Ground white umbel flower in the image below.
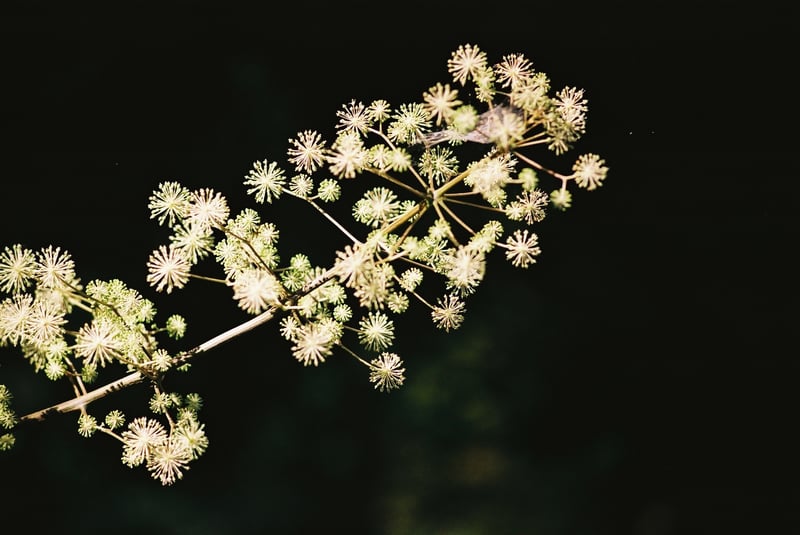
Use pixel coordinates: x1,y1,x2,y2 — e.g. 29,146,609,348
231,269,283,314
368,352,406,392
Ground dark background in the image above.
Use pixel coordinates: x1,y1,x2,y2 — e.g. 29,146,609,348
1,3,797,534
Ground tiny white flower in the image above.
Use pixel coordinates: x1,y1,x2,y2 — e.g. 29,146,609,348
231,269,283,314
447,43,488,86
504,229,541,268
572,153,608,191
336,99,371,134
245,159,286,203
358,312,394,352
292,321,336,367
147,435,192,486
431,294,465,332
121,417,168,468
287,130,327,174
368,352,405,392
187,188,229,230
327,131,367,179
148,181,192,227
146,245,190,294
74,318,123,368
33,246,75,290
0,244,36,294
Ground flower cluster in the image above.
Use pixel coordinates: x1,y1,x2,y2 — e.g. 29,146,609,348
0,241,195,480
138,44,607,401
0,384,16,451
0,44,607,484
119,398,208,485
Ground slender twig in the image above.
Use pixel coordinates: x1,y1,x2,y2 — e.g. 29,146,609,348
20,307,278,423
21,371,146,422
285,190,361,244
364,166,426,199
514,151,570,180
438,200,476,236
432,200,461,245
442,196,504,213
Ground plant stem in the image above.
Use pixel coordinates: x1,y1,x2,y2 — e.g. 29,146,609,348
19,307,278,423
21,371,146,423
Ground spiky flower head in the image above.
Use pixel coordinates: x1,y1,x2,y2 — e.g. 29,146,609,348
572,153,608,190
186,188,229,231
422,82,462,126
387,103,430,145
165,314,187,339
358,311,395,352
504,229,541,268
368,352,406,392
74,318,122,368
121,417,168,468
550,188,572,210
146,245,190,294
291,320,337,367
448,43,488,86
494,52,534,89
173,414,208,461
104,410,126,430
287,130,327,174
0,244,36,295
431,294,466,332
0,433,15,451
147,435,192,486
367,99,391,123
353,187,403,228
504,190,549,225
245,159,286,204
148,181,192,227
231,269,283,315
328,130,367,179
419,146,459,186
77,413,98,438
169,223,214,265
33,246,75,291
336,99,371,135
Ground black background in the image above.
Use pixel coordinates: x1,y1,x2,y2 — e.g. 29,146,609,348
1,3,797,534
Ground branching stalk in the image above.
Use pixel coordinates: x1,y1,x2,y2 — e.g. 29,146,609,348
20,307,278,423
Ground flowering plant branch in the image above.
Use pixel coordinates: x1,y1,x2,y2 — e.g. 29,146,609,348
0,44,608,485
